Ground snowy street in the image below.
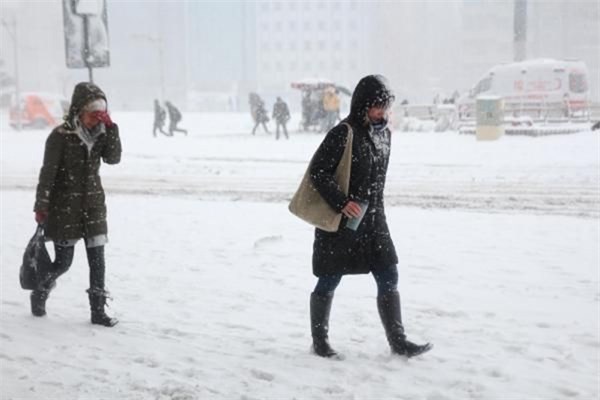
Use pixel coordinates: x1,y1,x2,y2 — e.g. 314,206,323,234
1,112,599,399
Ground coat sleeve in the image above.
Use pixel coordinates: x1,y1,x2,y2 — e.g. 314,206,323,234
309,124,350,212
34,131,64,212
102,123,122,165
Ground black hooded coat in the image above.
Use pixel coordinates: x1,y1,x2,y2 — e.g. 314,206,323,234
34,82,121,241
309,75,398,277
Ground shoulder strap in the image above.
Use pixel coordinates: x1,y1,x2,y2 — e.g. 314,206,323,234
340,122,353,142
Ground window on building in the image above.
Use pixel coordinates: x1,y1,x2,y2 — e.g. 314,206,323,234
304,41,311,51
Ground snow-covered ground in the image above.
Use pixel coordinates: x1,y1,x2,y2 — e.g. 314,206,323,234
1,112,599,399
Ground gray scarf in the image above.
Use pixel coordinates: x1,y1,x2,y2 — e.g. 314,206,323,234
74,118,105,155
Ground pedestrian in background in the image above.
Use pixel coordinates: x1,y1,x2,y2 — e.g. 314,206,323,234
166,100,188,136
272,96,290,140
153,99,169,137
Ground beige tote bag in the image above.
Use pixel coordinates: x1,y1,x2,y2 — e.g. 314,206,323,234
288,123,353,232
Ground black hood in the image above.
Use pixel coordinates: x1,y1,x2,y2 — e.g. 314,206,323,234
348,75,395,126
65,82,107,127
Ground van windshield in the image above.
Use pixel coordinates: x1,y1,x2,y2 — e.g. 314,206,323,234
472,76,492,97
569,72,588,93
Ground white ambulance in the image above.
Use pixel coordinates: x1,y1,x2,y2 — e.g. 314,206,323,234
457,59,590,119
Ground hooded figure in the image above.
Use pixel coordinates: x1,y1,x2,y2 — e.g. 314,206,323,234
31,82,121,327
307,75,431,359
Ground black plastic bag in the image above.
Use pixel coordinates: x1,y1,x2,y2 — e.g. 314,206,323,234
19,225,52,290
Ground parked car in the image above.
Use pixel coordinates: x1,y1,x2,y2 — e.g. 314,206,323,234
9,92,69,129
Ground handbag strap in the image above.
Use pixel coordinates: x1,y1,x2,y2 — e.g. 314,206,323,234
335,122,354,195
340,122,353,140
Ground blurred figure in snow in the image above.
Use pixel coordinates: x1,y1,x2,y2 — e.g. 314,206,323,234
165,100,188,136
249,92,270,135
321,86,340,132
32,82,121,327
153,99,170,137
272,96,290,139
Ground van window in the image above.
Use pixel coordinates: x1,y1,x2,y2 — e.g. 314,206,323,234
569,73,587,93
473,76,492,97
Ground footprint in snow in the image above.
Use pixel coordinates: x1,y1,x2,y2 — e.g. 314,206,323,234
253,235,283,249
250,368,275,382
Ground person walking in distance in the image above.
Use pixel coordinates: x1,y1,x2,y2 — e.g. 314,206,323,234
32,82,122,327
272,96,291,140
165,100,188,136
249,93,270,135
153,99,170,137
308,75,432,358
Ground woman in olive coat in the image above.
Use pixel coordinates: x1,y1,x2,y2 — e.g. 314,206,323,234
31,82,121,327
308,75,431,358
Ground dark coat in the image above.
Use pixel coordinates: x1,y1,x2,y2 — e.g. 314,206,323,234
166,102,182,123
272,99,290,123
310,75,397,277
34,82,122,241
154,101,166,126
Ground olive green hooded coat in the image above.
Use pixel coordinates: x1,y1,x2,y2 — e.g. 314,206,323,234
34,82,121,241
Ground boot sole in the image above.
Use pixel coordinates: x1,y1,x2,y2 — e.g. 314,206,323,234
406,343,433,358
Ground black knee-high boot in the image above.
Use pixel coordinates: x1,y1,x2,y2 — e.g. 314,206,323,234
86,246,118,327
30,245,74,317
377,290,432,357
310,292,338,358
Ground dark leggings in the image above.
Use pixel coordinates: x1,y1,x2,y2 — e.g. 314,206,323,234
38,244,105,290
313,265,399,296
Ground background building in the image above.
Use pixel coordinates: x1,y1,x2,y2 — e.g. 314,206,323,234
1,0,598,112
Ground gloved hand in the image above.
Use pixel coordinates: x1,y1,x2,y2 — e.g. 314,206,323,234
93,111,114,128
35,210,48,224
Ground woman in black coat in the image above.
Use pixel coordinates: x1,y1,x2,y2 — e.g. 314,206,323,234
308,75,431,358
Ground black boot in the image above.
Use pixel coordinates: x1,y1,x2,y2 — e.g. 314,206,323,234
310,292,339,358
30,289,50,317
377,291,432,358
29,244,73,317
87,288,118,327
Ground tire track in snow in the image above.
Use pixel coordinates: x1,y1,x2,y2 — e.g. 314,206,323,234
2,173,597,219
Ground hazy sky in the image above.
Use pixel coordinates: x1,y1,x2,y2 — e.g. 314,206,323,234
1,0,598,110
